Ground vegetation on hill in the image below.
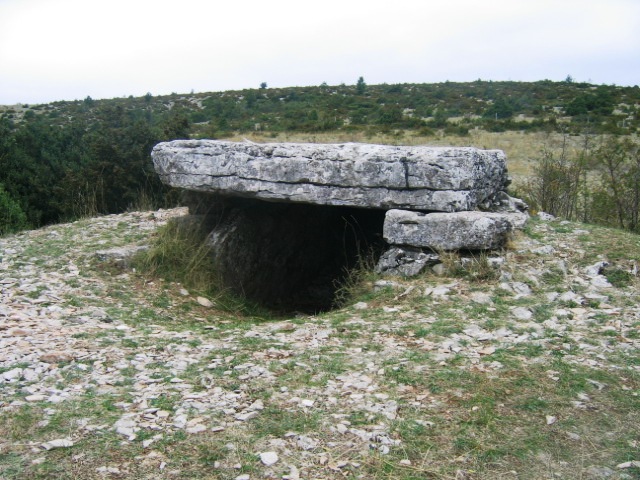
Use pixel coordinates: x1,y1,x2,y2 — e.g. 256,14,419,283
0,79,639,232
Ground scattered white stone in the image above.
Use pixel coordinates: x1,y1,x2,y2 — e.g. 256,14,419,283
259,451,279,466
25,394,47,402
546,415,557,425
617,461,640,469
2,368,23,381
196,296,214,308
512,307,533,321
114,416,138,439
470,292,492,304
235,411,259,422
282,465,300,480
96,466,121,475
510,282,532,297
41,438,74,450
478,346,496,355
295,435,319,451
186,424,207,434
584,261,608,277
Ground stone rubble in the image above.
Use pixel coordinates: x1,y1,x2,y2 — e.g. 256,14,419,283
0,208,638,479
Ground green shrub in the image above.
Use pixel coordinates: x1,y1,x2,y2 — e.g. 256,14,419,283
0,184,29,235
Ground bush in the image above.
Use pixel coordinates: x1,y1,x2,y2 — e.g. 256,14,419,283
0,184,29,235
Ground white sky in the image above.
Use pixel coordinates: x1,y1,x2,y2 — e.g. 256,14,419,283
0,0,638,105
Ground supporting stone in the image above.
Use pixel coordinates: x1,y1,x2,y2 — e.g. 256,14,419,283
383,210,525,251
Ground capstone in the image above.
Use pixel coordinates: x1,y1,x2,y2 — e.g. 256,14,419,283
152,140,509,212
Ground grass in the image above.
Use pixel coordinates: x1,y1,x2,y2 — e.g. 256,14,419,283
2,185,640,479
132,216,219,296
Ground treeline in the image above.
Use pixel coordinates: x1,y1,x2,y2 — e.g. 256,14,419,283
0,104,189,234
187,80,639,137
0,79,639,235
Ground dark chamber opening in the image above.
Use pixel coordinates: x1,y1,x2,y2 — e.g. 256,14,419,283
198,196,387,314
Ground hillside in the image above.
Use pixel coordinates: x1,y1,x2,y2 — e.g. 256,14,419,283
3,80,639,136
0,207,638,479
1,79,639,234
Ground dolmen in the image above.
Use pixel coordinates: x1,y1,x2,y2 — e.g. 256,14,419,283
152,140,527,311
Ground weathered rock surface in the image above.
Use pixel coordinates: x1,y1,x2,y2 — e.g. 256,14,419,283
383,209,525,251
374,246,440,277
152,140,509,212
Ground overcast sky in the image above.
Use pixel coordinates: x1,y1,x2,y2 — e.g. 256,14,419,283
0,0,638,105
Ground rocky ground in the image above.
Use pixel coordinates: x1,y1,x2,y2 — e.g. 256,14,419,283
0,208,639,479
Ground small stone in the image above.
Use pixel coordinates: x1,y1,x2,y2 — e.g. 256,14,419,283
478,346,496,355
40,352,74,363
25,394,47,402
617,461,640,469
235,411,259,422
2,368,23,381
300,399,314,408
9,328,29,336
259,451,279,466
432,263,447,276
336,424,348,434
585,466,614,478
186,424,207,434
546,415,557,425
235,475,250,480
296,435,319,451
283,465,300,480
41,438,74,450
399,459,412,466
353,302,368,310
511,307,532,321
470,292,492,304
196,296,214,308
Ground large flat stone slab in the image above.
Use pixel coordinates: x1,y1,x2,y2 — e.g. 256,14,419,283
152,140,509,212
383,209,526,250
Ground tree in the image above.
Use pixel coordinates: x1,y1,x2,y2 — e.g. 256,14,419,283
0,183,29,235
356,76,366,95
260,82,267,89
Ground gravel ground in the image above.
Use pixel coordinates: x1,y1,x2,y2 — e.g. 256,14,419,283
1,208,639,479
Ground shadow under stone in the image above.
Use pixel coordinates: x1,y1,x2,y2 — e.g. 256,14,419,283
186,194,386,314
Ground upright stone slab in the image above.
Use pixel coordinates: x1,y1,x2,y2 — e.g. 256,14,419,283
152,140,509,212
